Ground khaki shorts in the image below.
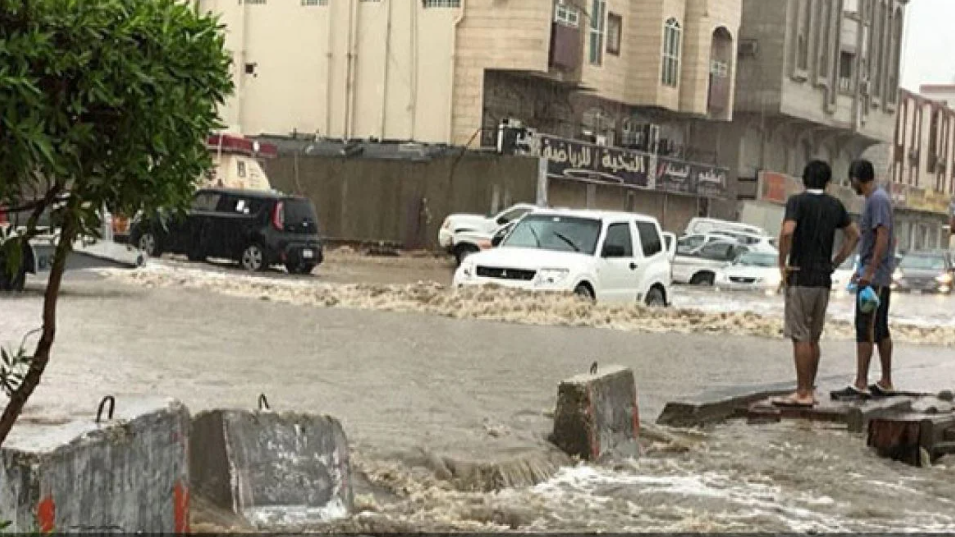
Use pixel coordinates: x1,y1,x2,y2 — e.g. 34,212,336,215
784,286,831,342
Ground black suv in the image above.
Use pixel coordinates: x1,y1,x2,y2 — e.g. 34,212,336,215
130,188,323,273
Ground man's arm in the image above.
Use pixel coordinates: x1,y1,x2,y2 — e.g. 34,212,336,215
833,222,860,268
860,225,889,287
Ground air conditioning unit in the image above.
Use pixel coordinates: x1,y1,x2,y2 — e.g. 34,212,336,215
738,39,758,57
595,134,608,147
860,79,870,95
908,148,920,164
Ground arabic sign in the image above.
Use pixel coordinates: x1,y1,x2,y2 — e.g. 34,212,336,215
891,182,951,214
539,135,651,188
657,157,728,197
535,134,728,197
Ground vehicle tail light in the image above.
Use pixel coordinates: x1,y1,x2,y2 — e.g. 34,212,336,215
272,201,284,231
0,209,6,225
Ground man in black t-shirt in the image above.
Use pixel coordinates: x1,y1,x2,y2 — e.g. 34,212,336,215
774,160,860,408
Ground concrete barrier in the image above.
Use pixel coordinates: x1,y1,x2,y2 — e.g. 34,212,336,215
0,396,190,532
551,365,640,461
190,406,352,528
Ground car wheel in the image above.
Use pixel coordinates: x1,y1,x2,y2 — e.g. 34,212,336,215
241,244,266,272
286,262,316,275
690,272,715,286
574,283,595,301
453,244,480,267
645,287,666,307
138,232,161,257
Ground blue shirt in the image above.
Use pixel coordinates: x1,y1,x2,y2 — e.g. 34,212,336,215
858,187,895,287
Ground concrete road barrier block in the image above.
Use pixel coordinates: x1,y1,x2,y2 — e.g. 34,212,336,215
0,396,190,532
551,365,640,461
190,409,352,528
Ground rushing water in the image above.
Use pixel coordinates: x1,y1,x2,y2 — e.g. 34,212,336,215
345,421,955,533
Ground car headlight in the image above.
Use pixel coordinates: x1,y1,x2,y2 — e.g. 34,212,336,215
936,273,953,285
536,268,570,285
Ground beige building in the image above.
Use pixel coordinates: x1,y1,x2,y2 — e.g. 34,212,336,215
881,86,955,250
199,0,741,149
728,0,908,236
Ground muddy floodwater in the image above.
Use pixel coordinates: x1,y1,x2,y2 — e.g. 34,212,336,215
3,253,955,532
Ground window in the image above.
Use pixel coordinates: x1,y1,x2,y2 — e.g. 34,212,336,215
710,59,729,78
662,18,681,87
191,192,221,212
423,0,460,7
795,0,810,71
237,160,247,178
554,1,580,27
302,0,328,5
602,223,633,258
245,0,266,4
607,13,622,56
497,206,531,225
838,51,855,93
636,222,662,257
699,242,743,262
677,234,705,254
589,0,606,66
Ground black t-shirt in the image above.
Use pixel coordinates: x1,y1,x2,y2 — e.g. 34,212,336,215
784,191,852,288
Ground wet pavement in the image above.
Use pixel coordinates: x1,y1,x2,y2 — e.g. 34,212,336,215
3,252,955,531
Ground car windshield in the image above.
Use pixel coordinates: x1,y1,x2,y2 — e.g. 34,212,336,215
501,214,601,255
900,255,946,271
734,252,776,267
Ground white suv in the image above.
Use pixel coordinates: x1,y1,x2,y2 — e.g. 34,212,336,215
453,209,673,306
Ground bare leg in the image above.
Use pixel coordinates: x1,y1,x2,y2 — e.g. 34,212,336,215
855,342,874,391
810,342,821,402
877,338,893,390
793,341,816,401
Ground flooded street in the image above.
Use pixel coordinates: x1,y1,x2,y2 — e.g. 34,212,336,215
2,251,955,531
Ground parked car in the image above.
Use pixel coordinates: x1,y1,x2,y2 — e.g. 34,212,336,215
708,229,778,253
714,250,781,291
438,203,537,266
673,240,750,285
453,209,673,306
685,217,768,238
450,220,519,264
130,188,323,273
892,250,954,294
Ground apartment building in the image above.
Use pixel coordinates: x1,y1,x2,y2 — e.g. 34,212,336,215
200,0,744,232
880,87,955,250
729,0,908,237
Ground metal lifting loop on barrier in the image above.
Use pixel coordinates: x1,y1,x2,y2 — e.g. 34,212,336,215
258,393,270,411
96,395,116,423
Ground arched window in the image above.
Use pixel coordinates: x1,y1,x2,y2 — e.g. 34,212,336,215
661,18,682,87
795,0,810,71
888,7,903,104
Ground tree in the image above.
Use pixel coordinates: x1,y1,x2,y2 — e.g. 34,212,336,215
0,0,233,446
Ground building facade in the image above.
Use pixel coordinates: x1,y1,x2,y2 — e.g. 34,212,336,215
200,0,741,148
882,87,955,251
200,0,745,233
729,0,908,237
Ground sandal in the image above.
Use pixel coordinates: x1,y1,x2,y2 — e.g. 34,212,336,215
830,385,870,401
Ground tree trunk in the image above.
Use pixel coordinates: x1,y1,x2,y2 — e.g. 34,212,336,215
0,217,76,447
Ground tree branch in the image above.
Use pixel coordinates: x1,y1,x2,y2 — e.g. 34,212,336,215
0,199,76,447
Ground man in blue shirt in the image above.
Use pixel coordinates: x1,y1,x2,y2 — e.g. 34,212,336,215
832,159,896,400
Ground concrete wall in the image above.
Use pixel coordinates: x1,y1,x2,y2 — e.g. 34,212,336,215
263,153,540,249
0,397,190,533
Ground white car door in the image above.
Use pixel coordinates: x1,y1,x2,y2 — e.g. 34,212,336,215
596,221,640,303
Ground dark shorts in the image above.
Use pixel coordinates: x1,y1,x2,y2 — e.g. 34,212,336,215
856,286,891,344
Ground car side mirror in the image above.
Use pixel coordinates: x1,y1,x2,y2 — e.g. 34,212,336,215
491,234,504,247
496,216,508,226
602,244,626,258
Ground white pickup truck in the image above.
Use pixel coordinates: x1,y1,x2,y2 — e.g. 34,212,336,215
438,203,537,265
